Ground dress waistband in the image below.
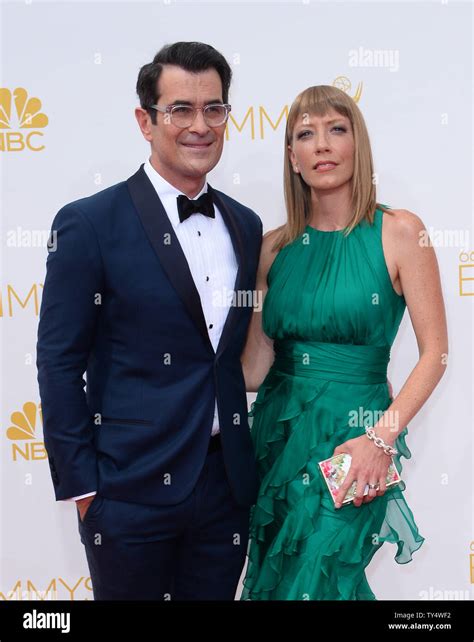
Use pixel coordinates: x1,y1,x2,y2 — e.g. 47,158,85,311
272,339,390,384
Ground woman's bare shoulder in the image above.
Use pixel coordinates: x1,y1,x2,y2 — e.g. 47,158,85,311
383,208,426,242
259,226,284,275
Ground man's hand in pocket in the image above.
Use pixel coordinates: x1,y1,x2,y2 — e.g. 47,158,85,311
76,496,96,522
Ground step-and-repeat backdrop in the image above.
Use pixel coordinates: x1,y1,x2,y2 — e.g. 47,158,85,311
1,0,472,601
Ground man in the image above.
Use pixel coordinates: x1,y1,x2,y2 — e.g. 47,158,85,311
36,41,262,600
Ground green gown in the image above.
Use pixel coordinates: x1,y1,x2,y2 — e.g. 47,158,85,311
241,208,425,600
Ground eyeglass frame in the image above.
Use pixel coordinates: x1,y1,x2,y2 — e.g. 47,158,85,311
148,102,232,128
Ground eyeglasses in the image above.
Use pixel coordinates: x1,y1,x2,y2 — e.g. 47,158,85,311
149,103,231,128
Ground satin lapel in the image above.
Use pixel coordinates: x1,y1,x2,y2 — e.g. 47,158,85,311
126,165,214,353
208,185,247,357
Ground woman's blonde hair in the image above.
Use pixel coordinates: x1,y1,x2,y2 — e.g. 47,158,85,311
274,84,389,251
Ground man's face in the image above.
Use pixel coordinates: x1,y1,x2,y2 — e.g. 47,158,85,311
136,65,227,189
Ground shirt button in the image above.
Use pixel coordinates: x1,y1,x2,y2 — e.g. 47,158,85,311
205,276,209,282
197,230,201,236
209,324,213,329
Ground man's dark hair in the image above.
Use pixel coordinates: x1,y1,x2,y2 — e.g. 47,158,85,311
136,41,232,124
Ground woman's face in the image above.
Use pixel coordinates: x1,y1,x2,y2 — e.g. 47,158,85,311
288,108,355,193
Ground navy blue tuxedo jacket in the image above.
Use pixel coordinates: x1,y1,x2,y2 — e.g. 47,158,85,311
37,164,262,507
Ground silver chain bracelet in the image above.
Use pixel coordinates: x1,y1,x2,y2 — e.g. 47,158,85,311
365,427,398,456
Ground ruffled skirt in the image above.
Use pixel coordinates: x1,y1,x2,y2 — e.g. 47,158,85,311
241,367,425,600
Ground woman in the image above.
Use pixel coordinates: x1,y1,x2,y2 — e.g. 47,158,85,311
240,85,448,600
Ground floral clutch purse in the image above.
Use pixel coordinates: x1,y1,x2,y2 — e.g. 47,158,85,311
318,453,401,505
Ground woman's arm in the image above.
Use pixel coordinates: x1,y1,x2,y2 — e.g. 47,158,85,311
241,229,280,392
334,209,448,507
373,209,448,444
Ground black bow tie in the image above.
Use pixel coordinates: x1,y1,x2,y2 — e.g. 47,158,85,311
177,192,215,223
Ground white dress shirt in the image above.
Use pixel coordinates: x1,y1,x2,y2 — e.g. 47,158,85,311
68,159,238,502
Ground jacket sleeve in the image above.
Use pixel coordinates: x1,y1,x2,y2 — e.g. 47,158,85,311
36,204,104,500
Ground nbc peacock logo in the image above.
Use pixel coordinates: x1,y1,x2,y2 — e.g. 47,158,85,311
6,401,47,461
0,88,48,152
